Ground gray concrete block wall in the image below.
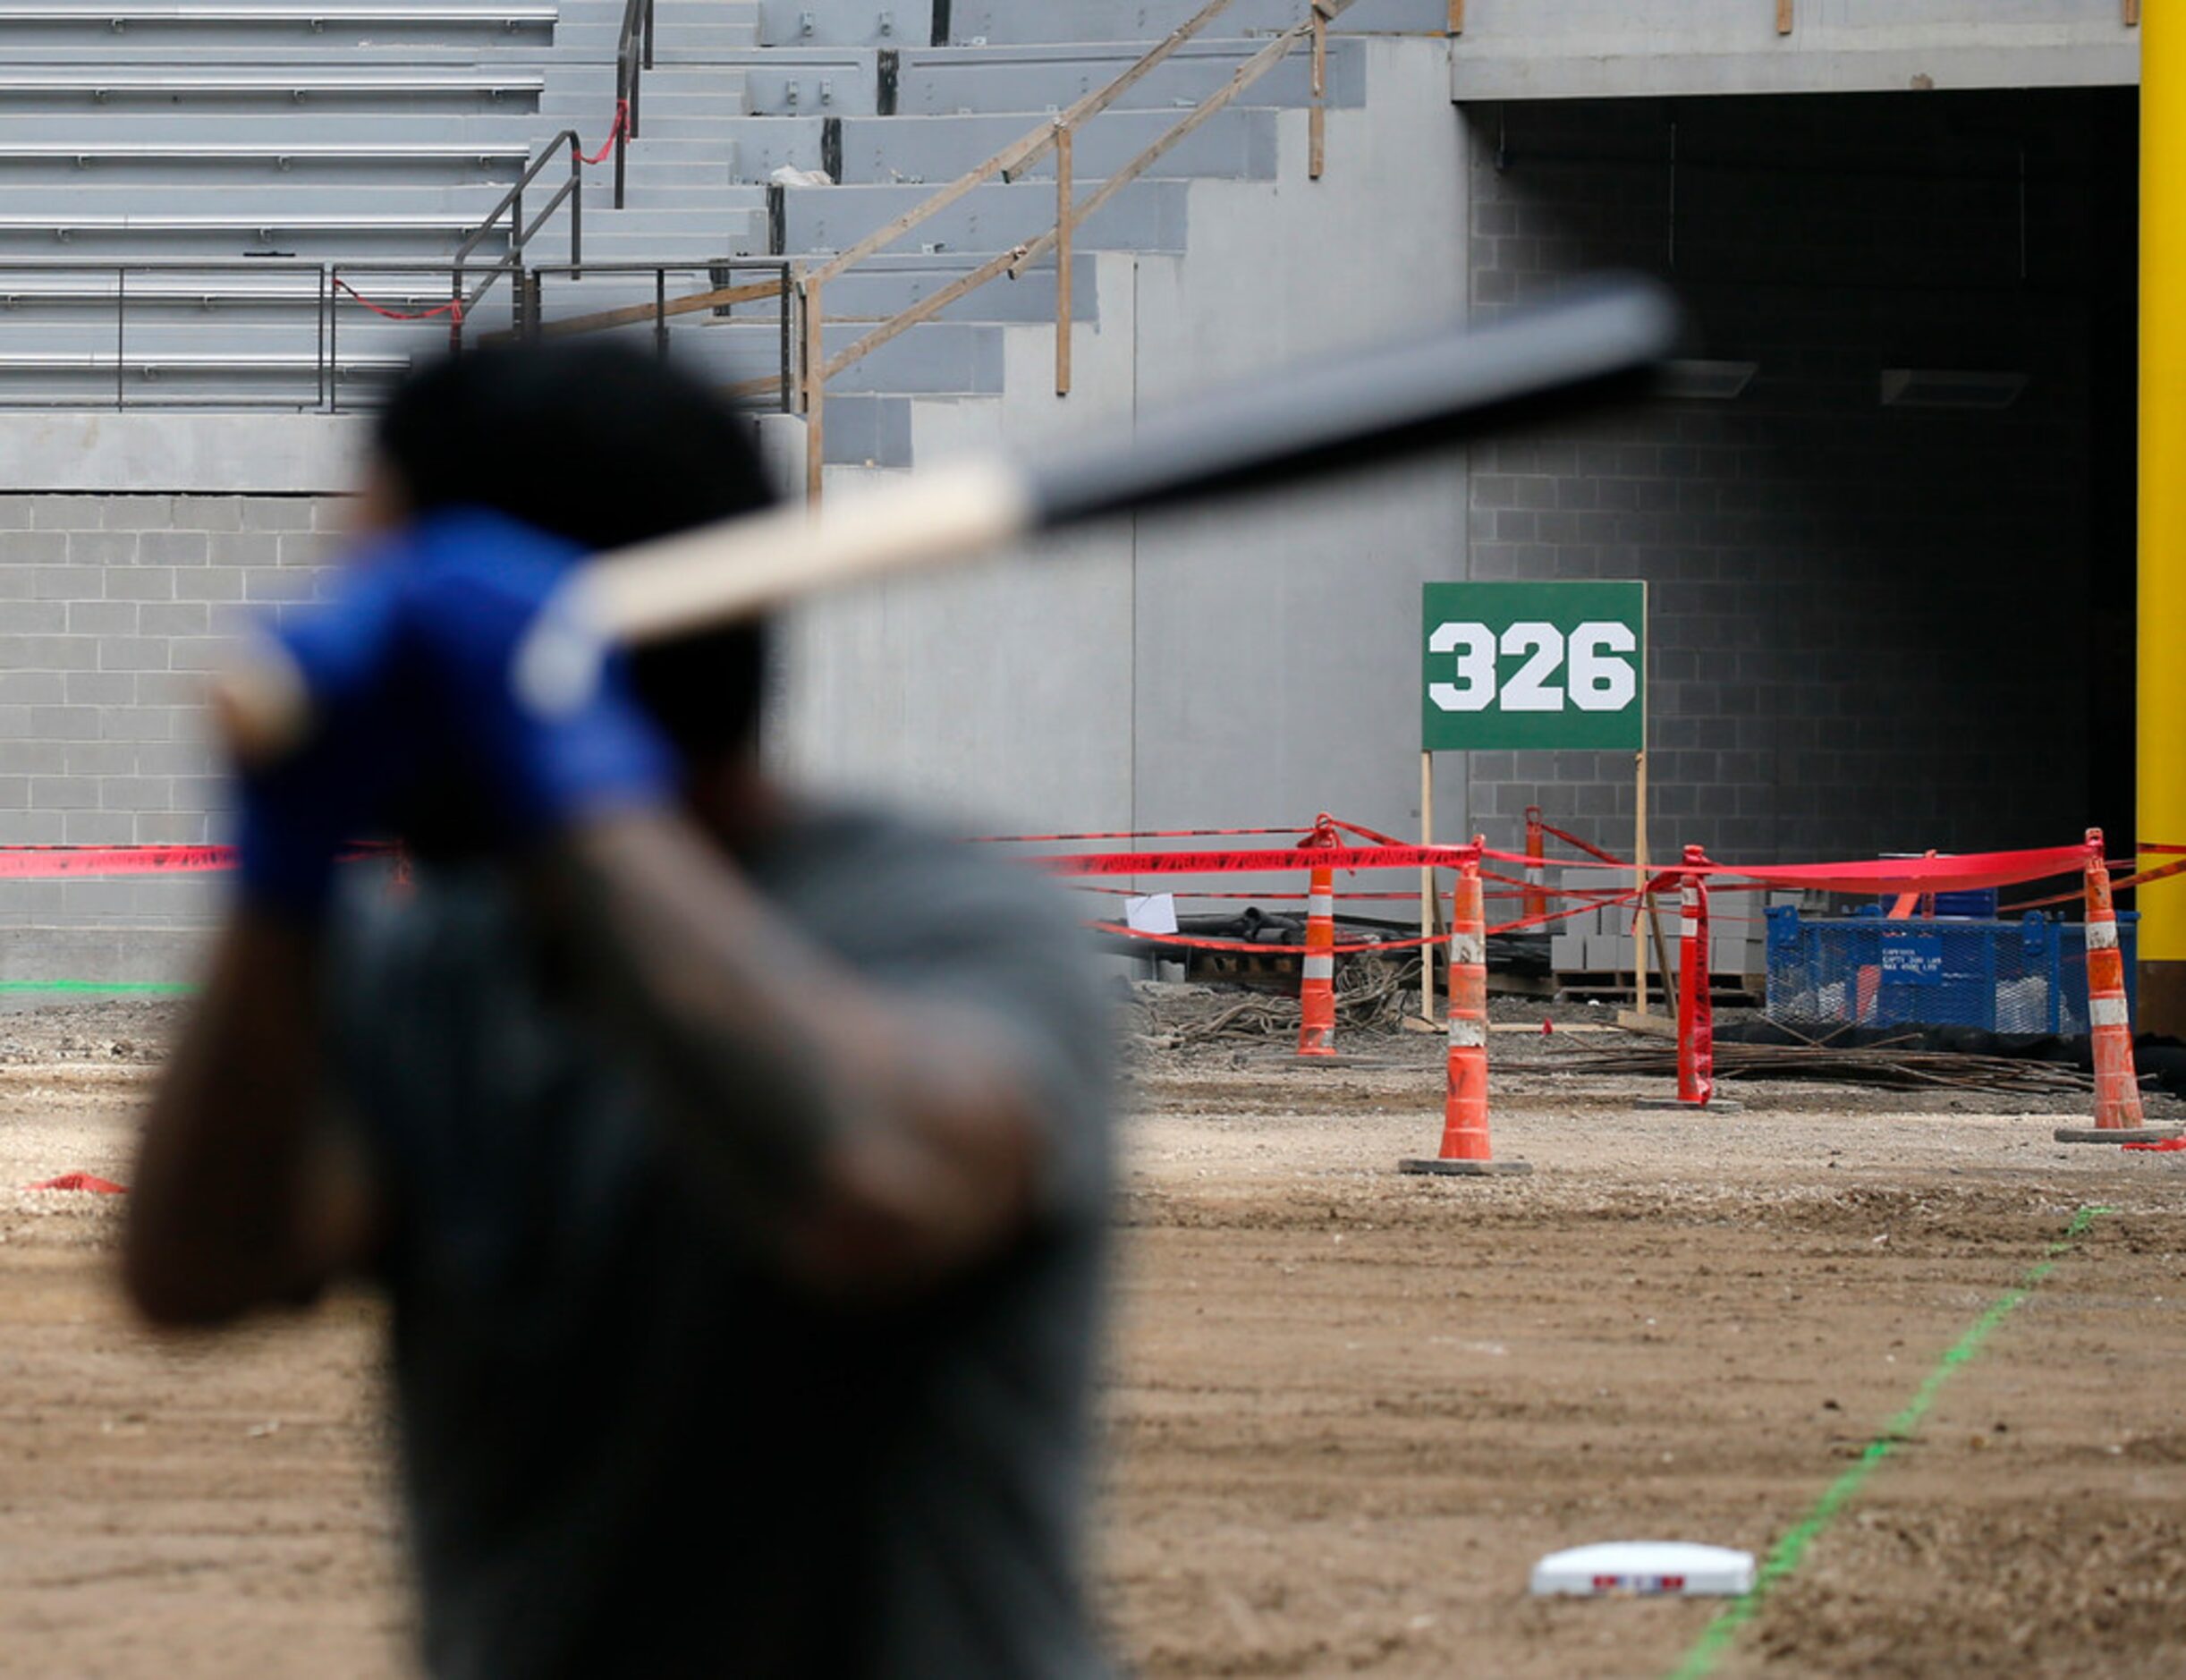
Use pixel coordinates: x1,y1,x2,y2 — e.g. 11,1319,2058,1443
1462,89,2120,870
0,494,342,942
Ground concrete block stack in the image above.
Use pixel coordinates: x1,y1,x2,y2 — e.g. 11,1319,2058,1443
1546,867,1797,984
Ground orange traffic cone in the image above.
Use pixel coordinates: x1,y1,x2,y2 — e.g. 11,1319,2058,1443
2058,828,2178,1143
1297,851,1337,1058
1523,806,1548,922
1637,845,1741,1113
1402,851,1531,1176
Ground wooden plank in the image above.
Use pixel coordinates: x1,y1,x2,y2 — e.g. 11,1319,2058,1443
1008,0,1240,179
1419,751,1435,1023
1308,4,1326,180
481,276,779,344
823,242,1021,380
1055,122,1073,397
1007,21,1309,283
811,0,1240,288
801,274,824,504
1775,0,1792,32
824,0,1354,386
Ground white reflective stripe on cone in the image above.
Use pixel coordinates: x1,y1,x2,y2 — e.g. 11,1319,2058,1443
1450,932,1486,964
1447,1017,1487,1048
1308,893,1334,918
2091,994,2131,1029
2088,919,2121,952
1302,955,1334,980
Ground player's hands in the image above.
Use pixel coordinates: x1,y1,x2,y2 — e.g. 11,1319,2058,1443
230,566,412,920
230,508,675,907
387,508,678,844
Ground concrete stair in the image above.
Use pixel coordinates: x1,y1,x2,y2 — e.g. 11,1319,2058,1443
0,0,1395,422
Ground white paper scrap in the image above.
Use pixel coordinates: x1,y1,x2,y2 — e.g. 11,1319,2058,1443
1124,893,1179,936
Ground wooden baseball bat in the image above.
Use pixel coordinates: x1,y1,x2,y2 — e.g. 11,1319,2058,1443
217,276,1679,761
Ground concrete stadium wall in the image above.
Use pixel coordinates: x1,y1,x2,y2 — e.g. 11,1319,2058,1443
0,55,2134,978
1450,0,2137,101
775,38,1473,853
0,491,345,980
0,412,804,982
1461,89,2131,865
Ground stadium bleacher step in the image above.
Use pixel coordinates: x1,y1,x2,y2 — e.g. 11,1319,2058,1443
829,106,1278,185
757,0,1451,46
0,68,547,112
776,178,1187,257
894,38,1362,115
754,0,919,50
799,250,1095,324
944,0,1451,44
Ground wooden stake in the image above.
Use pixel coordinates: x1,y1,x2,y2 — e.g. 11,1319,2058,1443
1447,0,1463,33
1776,0,1792,33
801,272,825,505
1634,746,1650,1014
1055,121,1073,396
1309,4,1327,181
2126,0,2140,24
1420,751,1436,1022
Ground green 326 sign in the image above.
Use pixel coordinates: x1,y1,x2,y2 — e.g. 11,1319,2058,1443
1421,581,1646,751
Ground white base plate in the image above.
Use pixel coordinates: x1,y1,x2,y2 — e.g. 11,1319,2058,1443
1529,1540,1756,1598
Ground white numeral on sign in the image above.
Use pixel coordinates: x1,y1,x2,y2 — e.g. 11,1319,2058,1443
1428,620,1638,715
1428,621,1496,712
1568,621,1639,711
1499,622,1563,710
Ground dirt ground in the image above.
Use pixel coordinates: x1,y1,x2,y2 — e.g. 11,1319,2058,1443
2,994,2184,1677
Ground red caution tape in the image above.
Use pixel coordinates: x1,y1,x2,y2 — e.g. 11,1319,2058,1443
1030,843,1482,877
573,99,629,166
25,1173,126,1193
0,842,395,880
334,276,465,326
970,824,1311,844
1537,821,1627,867
1690,844,2095,896
0,844,237,878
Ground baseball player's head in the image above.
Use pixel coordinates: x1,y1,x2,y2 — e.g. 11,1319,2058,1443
367,341,779,763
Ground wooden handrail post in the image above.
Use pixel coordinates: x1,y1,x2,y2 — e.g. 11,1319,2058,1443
800,270,824,504
1055,119,1073,397
1309,1,1328,181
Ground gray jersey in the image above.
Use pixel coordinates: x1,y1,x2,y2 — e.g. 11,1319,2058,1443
326,805,1114,1680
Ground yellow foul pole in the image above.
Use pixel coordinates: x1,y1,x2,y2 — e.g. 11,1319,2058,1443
2143,0,2186,1031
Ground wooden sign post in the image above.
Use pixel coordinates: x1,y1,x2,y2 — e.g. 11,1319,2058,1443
1419,581,1649,1021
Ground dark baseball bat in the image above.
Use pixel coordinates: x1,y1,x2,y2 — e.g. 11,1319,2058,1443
216,275,1680,759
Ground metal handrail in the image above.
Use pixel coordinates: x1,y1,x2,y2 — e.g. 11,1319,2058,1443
613,0,655,208
0,258,431,411
521,259,798,412
447,128,586,347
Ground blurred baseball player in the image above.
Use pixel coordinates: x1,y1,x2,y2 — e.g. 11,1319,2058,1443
124,344,1115,1679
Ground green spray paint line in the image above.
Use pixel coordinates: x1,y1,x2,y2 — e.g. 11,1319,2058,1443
0,980,192,996
1663,1204,2113,1680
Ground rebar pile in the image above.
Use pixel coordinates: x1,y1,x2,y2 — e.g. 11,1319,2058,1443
1504,1039,2099,1096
